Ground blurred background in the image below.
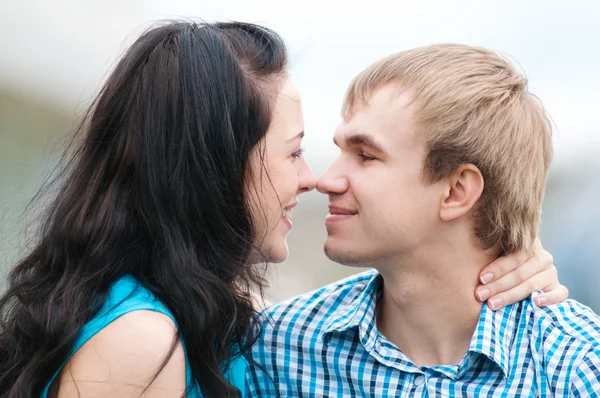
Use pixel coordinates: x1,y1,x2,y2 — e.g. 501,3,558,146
1,1,599,310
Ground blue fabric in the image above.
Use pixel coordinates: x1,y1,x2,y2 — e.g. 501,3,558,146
247,270,600,397
228,354,248,394
41,275,246,397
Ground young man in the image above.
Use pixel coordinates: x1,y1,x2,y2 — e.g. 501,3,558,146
247,44,600,396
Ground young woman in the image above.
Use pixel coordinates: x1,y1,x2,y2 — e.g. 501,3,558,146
0,21,566,397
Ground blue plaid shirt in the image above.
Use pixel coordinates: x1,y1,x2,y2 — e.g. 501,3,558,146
246,270,600,397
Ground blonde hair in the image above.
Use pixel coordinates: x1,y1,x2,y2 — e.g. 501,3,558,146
344,44,553,254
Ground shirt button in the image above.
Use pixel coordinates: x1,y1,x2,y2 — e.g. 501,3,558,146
414,375,425,386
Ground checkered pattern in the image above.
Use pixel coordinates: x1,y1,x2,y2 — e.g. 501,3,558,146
246,270,600,397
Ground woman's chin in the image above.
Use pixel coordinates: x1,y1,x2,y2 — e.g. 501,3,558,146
250,236,289,264
267,240,290,264
268,252,289,264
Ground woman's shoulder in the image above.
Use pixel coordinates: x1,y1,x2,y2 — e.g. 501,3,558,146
46,276,189,397
55,309,187,397
101,275,176,320
69,275,179,354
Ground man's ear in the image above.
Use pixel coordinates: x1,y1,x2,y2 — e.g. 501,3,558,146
439,164,484,221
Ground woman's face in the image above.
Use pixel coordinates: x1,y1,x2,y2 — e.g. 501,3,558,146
247,77,316,263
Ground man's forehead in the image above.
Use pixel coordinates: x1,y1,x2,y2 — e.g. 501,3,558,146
344,85,414,120
338,86,418,147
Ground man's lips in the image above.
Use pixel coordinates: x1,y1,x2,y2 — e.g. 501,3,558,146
326,206,357,224
328,206,357,215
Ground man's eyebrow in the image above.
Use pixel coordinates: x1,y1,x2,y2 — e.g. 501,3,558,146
333,133,387,155
287,131,305,142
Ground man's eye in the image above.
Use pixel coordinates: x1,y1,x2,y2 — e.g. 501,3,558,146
359,153,376,161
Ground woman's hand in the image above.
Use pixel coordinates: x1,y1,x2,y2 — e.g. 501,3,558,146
475,238,568,310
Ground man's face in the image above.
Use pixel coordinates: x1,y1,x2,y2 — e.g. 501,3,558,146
316,85,444,267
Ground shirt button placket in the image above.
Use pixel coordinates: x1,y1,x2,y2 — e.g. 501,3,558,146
412,374,427,396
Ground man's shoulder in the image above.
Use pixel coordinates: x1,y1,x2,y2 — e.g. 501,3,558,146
534,301,600,394
262,269,377,328
530,298,600,347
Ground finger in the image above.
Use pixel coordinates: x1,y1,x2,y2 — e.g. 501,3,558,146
533,284,569,307
480,266,558,310
478,250,529,285
478,239,552,286
476,255,555,303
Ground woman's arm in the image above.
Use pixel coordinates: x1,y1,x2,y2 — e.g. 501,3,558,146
54,310,186,397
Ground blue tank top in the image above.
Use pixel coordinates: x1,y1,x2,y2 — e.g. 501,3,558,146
41,275,247,397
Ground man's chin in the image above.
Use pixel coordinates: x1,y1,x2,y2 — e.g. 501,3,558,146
323,241,365,267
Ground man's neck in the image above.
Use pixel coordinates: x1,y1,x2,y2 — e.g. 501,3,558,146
375,242,497,367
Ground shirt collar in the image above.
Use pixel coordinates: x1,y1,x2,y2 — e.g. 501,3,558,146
322,270,518,378
323,271,382,345
464,300,521,378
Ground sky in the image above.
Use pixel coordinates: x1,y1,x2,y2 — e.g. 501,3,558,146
1,0,599,177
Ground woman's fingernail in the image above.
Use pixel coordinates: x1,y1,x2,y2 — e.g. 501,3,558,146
477,288,490,301
480,273,494,285
536,295,547,306
489,297,503,310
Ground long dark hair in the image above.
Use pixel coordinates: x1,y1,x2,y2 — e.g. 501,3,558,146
0,20,287,397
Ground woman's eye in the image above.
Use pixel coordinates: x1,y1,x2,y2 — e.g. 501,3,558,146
292,148,305,158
